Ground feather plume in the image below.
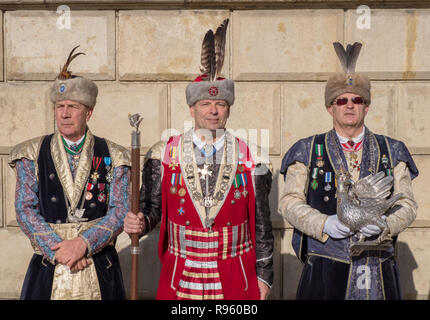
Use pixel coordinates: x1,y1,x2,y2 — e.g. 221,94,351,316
333,42,362,75
214,18,229,78
57,45,85,80
199,30,216,81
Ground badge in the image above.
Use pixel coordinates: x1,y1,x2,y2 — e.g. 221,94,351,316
311,179,318,190
106,171,113,183
208,86,219,96
85,192,93,201
242,189,249,198
237,165,245,173
90,171,100,184
98,192,106,203
178,188,186,197
178,207,185,216
59,83,66,93
169,159,178,170
382,154,389,165
316,157,324,168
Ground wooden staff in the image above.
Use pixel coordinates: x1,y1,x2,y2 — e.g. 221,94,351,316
128,113,143,300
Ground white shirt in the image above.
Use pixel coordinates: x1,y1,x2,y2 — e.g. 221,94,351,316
192,128,225,152
335,127,365,145
63,134,85,148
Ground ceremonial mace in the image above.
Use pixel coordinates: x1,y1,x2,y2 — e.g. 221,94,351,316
128,113,143,300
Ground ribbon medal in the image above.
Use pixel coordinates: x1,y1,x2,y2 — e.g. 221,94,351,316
177,174,186,197
104,157,113,183
240,173,248,198
315,144,324,168
324,172,332,191
311,168,318,190
91,157,102,184
169,147,178,170
170,173,178,194
98,183,106,203
233,174,242,199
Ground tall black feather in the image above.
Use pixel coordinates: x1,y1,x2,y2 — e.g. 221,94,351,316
333,42,362,75
214,18,229,79
200,30,216,81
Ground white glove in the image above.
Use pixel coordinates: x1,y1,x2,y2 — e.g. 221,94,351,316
359,216,386,237
323,215,354,239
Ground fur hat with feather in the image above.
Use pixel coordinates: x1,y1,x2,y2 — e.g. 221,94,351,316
50,45,98,108
325,42,370,107
186,19,234,106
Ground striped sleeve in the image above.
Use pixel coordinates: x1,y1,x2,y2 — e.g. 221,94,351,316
14,158,62,264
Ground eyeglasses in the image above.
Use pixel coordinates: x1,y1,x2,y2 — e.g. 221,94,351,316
333,97,364,106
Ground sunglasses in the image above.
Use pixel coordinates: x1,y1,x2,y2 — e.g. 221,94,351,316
333,97,364,106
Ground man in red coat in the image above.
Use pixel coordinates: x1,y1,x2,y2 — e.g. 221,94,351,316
124,19,273,300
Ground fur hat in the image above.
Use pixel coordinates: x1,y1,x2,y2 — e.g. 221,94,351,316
50,46,98,108
325,42,370,107
185,19,234,106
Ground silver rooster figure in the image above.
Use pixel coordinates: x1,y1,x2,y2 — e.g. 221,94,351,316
336,169,402,256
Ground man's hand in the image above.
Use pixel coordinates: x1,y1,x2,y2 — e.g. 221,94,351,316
124,211,145,236
70,257,92,273
51,237,88,269
258,280,270,300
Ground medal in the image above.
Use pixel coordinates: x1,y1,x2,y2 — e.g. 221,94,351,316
169,147,178,170
234,189,241,199
233,174,241,199
240,173,248,198
86,183,94,200
178,188,186,197
204,196,214,208
237,164,245,173
311,168,318,190
177,174,186,196
91,157,102,183
177,207,185,216
72,154,80,170
170,185,177,194
315,144,324,168
324,172,332,191
104,157,112,172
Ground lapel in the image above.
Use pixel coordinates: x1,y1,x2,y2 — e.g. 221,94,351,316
50,130,94,211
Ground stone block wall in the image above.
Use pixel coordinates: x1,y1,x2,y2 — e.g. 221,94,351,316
1,1,430,299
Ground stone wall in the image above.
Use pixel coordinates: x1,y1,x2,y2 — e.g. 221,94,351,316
1,1,430,299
